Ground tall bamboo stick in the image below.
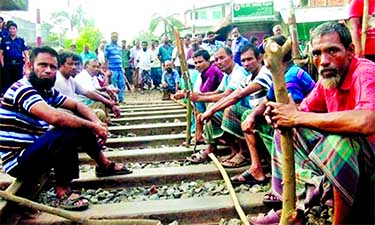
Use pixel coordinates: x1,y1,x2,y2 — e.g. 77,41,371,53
265,39,296,225
173,29,192,147
361,0,369,52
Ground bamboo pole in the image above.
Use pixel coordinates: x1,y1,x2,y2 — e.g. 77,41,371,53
265,39,296,225
0,190,162,225
361,0,369,52
288,0,302,61
208,153,250,225
173,29,192,147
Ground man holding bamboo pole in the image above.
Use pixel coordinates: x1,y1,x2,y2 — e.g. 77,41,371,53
252,22,375,225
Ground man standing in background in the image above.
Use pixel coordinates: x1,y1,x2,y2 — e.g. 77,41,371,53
0,22,28,95
104,32,125,103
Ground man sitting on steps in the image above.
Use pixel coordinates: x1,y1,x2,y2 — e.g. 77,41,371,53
0,46,132,211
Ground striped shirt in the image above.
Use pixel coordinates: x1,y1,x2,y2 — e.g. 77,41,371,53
0,78,67,173
239,66,273,108
267,65,315,103
104,42,123,69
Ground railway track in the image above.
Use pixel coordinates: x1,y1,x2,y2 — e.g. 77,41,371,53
0,90,270,225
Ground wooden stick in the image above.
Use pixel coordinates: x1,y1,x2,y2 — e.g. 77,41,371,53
208,153,250,225
0,190,162,225
265,38,296,225
173,29,192,147
361,0,369,52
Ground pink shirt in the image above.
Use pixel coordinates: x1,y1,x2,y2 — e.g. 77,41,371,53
301,57,375,143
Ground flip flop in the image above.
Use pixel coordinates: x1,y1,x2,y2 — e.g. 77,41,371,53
221,153,249,168
186,150,209,163
95,162,133,177
248,209,280,225
59,192,89,211
231,170,268,186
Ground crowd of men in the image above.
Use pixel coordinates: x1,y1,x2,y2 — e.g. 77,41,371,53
0,1,374,223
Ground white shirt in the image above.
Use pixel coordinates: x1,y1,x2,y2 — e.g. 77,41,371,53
217,63,249,92
136,49,153,70
54,71,88,99
74,70,101,91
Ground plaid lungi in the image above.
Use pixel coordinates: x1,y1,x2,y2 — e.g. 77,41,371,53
221,104,249,139
272,127,375,207
203,103,224,143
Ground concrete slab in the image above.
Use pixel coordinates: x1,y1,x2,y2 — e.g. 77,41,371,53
73,164,248,189
21,192,268,225
117,109,186,117
108,122,186,136
111,114,186,125
106,133,186,148
119,102,181,109
123,100,174,105
78,145,230,164
120,105,184,112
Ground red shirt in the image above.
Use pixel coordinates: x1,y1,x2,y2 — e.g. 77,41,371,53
348,0,375,55
301,57,375,144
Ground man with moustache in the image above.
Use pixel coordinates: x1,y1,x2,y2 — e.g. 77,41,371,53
251,22,375,224
0,47,131,211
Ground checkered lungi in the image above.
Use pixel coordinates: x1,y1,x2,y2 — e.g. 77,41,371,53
271,127,375,207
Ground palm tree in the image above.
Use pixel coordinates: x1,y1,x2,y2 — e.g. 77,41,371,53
149,13,184,39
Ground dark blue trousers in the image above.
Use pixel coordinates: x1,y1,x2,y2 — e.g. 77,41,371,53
9,128,101,186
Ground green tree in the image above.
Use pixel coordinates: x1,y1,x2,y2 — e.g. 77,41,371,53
149,13,184,40
74,25,103,53
50,5,87,37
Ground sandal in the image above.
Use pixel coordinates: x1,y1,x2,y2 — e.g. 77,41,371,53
221,153,249,168
231,170,269,186
219,153,236,163
95,162,132,177
248,209,280,225
186,150,209,163
59,192,89,211
263,192,282,207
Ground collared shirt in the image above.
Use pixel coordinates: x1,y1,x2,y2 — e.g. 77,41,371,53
200,63,224,93
104,42,123,69
301,57,375,144
136,49,153,70
158,43,174,63
0,78,66,172
203,40,224,59
80,51,97,64
267,65,315,103
150,47,161,68
74,70,101,91
231,36,249,65
239,66,273,108
0,36,28,62
162,69,179,89
217,63,249,92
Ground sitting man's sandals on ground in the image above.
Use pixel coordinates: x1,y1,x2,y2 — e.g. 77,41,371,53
248,209,280,225
221,153,249,168
231,170,268,186
58,191,89,211
95,162,133,177
186,150,209,163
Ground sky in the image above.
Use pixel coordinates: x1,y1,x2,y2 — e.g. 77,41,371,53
26,0,230,41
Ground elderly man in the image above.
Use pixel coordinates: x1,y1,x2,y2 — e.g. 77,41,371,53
0,47,131,211
250,22,375,224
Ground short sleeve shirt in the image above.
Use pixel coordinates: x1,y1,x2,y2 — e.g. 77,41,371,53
217,63,249,92
267,65,315,103
0,36,28,62
300,57,375,143
54,71,88,99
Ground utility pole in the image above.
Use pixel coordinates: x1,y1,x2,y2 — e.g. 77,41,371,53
36,8,42,47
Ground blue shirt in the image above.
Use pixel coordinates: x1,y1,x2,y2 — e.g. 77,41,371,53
231,36,249,66
0,36,28,62
162,69,179,90
0,78,67,173
267,65,315,103
158,44,174,63
104,42,123,69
